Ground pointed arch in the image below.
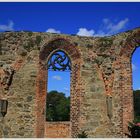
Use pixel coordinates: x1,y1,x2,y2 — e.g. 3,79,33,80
36,38,82,138
119,31,140,136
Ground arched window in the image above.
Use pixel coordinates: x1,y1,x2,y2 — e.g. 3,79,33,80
132,47,140,122
46,50,71,121
37,39,81,137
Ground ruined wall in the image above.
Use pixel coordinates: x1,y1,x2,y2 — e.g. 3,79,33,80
45,122,70,138
0,28,140,138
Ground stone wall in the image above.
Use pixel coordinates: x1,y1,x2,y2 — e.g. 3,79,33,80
0,28,140,138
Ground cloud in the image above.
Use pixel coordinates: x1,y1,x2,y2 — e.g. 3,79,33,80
52,75,62,80
46,28,61,34
77,28,95,37
105,18,129,34
77,18,129,37
0,20,14,31
132,63,137,71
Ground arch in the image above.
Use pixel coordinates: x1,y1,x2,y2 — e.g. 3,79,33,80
39,38,81,63
120,30,140,57
118,32,140,136
36,38,82,138
46,50,71,122
132,47,140,121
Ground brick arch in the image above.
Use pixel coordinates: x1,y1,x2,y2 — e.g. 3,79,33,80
120,31,140,57
36,38,82,138
39,38,81,63
118,32,140,136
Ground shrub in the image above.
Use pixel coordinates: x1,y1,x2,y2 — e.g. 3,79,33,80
28,32,33,37
126,121,140,138
23,39,34,51
77,131,88,138
35,36,42,45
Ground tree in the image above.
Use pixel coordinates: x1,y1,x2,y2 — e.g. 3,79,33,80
46,90,70,121
133,90,140,122
126,121,140,138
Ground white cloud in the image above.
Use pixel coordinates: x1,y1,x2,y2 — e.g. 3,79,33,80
106,18,129,34
46,28,61,34
52,75,62,80
0,20,14,31
132,63,137,71
77,28,95,37
77,18,129,37
138,88,140,90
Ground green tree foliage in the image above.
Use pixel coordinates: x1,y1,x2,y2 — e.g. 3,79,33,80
126,121,140,138
133,90,140,122
46,90,70,121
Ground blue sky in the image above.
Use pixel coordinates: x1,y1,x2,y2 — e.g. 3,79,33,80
0,2,140,94
132,47,140,90
48,71,70,97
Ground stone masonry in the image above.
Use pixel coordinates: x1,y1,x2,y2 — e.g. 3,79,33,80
0,27,140,138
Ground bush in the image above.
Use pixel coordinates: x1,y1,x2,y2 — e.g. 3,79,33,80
77,131,88,138
28,32,33,37
126,121,140,138
23,39,34,51
35,36,42,45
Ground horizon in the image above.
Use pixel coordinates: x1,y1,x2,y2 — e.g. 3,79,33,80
1,26,140,36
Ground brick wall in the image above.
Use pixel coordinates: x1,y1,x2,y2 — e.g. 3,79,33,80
45,122,70,138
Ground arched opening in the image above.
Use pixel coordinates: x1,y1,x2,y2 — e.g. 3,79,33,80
132,47,140,122
36,38,82,138
119,33,140,136
46,50,71,121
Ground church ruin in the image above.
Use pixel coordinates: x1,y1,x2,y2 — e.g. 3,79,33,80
0,27,140,138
